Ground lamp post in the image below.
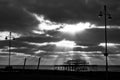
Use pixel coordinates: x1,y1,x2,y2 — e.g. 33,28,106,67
98,5,112,79
23,57,27,69
37,57,41,70
5,32,15,68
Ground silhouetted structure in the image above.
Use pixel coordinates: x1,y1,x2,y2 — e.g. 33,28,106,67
54,59,89,71
99,5,112,80
5,32,15,70
37,57,41,70
23,57,27,69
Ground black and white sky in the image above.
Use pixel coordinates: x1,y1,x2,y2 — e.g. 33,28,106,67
0,0,120,65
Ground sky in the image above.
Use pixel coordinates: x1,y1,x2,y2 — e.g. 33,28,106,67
0,0,120,65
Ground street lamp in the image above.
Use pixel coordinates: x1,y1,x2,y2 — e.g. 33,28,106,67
37,57,41,70
23,57,27,69
98,5,112,78
5,32,15,69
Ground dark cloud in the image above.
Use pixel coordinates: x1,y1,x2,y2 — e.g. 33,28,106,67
0,0,120,65
0,36,63,56
0,2,39,34
73,46,104,52
15,36,62,43
20,0,101,24
57,28,120,44
0,28,120,54
6,0,120,26
0,0,119,34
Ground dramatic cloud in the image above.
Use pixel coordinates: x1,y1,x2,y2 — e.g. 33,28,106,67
7,0,120,26
0,1,39,34
99,43,120,54
0,0,120,65
0,0,120,33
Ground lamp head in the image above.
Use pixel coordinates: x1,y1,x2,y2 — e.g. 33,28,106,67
98,11,103,18
108,14,112,20
5,37,8,40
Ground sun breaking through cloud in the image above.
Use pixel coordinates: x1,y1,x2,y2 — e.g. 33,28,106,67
32,13,96,35
59,22,91,34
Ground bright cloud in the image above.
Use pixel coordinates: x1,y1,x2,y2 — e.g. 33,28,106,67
32,30,45,34
99,43,120,47
33,13,61,31
0,31,21,40
34,50,46,54
26,39,76,47
99,43,120,53
33,13,97,35
76,45,88,49
33,13,120,36
54,39,76,48
68,51,102,54
26,39,89,49
59,22,91,33
25,39,83,48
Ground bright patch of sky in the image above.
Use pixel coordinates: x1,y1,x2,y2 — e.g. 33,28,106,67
99,43,120,47
32,13,97,35
33,14,61,31
99,43,120,54
25,39,88,49
33,13,120,36
59,22,92,33
0,31,21,40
